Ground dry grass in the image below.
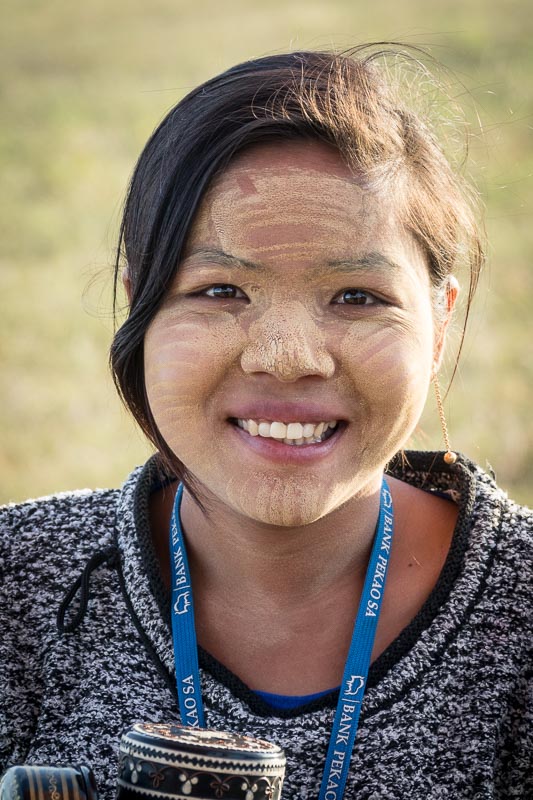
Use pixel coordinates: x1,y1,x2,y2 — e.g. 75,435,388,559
1,0,531,504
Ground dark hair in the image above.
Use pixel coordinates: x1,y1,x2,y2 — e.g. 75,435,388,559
110,45,485,483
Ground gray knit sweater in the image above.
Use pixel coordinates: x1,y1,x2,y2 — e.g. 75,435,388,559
1,452,531,799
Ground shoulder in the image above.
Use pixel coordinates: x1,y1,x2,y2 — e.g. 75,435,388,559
473,475,532,616
0,490,121,632
390,449,532,540
1,487,119,566
386,453,531,724
0,461,152,593
465,457,532,566
390,450,532,619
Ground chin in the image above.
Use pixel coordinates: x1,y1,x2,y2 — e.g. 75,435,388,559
222,472,342,528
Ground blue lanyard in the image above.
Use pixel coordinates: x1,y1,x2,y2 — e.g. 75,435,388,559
169,482,205,728
170,479,394,798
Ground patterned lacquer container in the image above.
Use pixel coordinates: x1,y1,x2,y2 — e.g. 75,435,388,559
117,724,286,800
0,766,98,800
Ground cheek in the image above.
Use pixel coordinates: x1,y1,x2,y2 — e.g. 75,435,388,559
340,316,434,408
144,311,245,437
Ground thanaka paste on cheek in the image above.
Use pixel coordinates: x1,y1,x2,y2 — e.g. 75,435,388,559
144,310,246,439
339,322,431,456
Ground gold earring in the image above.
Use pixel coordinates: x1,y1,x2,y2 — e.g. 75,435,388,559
433,375,458,465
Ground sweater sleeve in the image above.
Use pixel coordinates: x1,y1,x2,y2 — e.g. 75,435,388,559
493,504,533,797
494,663,533,798
1,487,121,772
0,505,45,768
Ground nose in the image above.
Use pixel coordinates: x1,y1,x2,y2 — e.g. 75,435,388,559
240,301,335,382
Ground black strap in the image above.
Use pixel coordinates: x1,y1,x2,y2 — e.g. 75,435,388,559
57,546,120,634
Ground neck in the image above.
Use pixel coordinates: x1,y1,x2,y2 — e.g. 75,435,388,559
176,477,383,604
150,471,458,695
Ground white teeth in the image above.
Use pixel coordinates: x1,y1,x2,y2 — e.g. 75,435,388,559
270,421,287,439
235,418,338,445
286,422,303,439
258,422,271,437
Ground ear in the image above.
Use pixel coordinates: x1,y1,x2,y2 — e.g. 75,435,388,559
433,276,459,374
122,267,133,305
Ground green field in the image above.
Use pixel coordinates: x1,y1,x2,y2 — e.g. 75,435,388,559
1,0,531,504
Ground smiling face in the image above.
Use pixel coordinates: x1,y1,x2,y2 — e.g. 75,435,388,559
144,140,445,526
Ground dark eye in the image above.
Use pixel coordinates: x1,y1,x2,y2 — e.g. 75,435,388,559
332,289,378,305
203,284,246,299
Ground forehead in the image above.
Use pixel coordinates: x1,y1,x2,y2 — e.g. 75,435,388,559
220,138,360,181
184,139,416,267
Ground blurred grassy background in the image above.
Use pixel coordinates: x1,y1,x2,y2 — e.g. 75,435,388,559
1,0,531,504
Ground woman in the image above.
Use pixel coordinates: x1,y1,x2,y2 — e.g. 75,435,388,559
1,48,531,798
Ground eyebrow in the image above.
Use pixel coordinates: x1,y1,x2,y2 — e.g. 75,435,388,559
181,248,265,272
181,248,401,274
325,252,402,274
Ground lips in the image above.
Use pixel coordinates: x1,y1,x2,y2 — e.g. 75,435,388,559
226,400,348,458
232,418,338,446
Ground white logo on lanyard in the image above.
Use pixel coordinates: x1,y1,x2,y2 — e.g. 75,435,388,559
344,675,365,699
173,590,192,615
